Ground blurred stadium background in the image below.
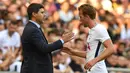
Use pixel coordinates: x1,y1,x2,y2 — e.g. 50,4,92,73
0,0,130,73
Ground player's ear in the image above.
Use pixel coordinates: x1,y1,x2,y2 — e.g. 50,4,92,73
86,15,90,18
84,14,89,19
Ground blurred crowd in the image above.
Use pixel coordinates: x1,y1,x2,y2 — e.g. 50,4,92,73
0,0,130,73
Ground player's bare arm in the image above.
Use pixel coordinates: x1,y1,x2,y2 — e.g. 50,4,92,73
84,39,114,70
94,39,114,62
71,49,86,58
62,46,86,58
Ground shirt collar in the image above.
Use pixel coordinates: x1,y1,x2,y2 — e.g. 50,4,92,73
29,20,40,28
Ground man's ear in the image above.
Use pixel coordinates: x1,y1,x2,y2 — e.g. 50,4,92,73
32,12,37,17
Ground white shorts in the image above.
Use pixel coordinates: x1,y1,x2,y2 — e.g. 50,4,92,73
86,61,108,73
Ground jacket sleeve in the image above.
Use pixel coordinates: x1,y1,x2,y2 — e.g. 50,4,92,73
30,27,63,53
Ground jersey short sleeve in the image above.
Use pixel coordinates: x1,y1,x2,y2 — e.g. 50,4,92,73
96,25,110,43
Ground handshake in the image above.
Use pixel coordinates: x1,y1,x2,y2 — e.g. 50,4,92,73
61,31,88,70
60,30,75,55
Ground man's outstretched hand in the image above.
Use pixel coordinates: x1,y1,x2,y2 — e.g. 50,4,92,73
61,31,74,43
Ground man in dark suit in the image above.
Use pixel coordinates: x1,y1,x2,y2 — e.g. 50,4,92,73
20,3,74,73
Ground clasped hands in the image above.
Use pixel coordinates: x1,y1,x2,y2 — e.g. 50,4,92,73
61,30,98,71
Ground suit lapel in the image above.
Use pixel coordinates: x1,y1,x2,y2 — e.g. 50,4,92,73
39,28,48,44
39,28,52,60
29,21,52,59
28,21,48,44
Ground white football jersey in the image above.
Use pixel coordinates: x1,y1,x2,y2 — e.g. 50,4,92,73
86,24,110,73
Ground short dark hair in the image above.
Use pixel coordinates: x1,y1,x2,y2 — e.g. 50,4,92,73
78,4,96,19
27,3,44,19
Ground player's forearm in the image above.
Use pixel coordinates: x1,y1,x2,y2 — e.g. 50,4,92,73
72,50,86,58
95,47,114,62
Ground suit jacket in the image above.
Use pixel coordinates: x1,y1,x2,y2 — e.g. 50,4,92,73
20,21,63,73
